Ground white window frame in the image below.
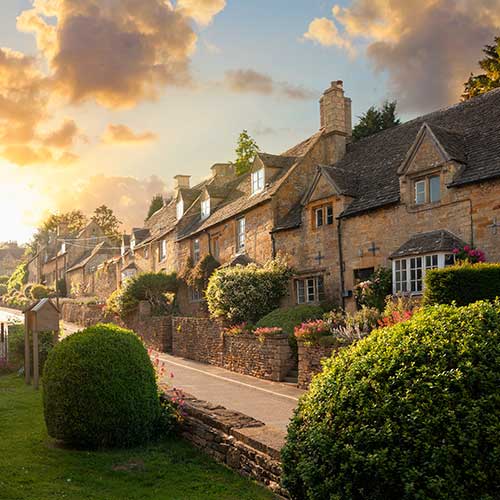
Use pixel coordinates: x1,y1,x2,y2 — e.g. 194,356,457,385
296,276,325,304
392,252,455,294
159,239,167,262
201,198,210,219
176,198,184,220
315,208,324,227
193,238,200,263
414,175,441,205
251,168,265,194
144,246,149,259
236,218,245,253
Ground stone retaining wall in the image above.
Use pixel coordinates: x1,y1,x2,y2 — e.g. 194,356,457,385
297,340,337,389
172,317,294,382
164,391,288,498
60,301,172,352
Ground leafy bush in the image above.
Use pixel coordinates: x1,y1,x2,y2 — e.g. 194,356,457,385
7,262,28,293
7,323,56,372
206,258,292,324
294,319,330,343
282,301,500,500
452,244,486,263
253,326,283,337
256,305,323,337
30,284,52,300
222,323,253,336
0,284,7,297
354,267,392,311
106,272,178,318
424,263,500,306
43,323,163,449
182,254,220,291
379,293,420,327
0,275,9,284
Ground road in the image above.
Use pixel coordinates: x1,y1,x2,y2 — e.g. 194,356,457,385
157,352,304,433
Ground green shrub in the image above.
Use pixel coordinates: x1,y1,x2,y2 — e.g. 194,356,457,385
43,324,162,449
7,323,56,372
30,284,52,300
107,272,178,318
206,258,292,324
353,266,392,311
7,262,28,293
0,275,9,284
0,284,7,297
256,305,323,336
282,301,500,500
424,262,500,306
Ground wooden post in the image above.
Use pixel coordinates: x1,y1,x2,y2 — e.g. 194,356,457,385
33,316,39,390
24,312,31,385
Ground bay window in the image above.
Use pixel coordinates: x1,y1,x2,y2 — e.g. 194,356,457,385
392,253,455,294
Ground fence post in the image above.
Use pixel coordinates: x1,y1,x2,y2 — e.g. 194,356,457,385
24,313,31,385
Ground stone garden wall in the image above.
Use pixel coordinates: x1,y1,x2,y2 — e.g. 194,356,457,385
297,340,337,389
164,391,288,498
172,317,294,382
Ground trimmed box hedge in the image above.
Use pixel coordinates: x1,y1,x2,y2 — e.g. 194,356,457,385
424,263,500,305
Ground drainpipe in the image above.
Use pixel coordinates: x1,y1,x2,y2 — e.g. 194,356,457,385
271,231,277,259
337,217,346,310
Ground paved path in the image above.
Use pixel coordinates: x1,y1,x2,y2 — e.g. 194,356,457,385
156,352,304,433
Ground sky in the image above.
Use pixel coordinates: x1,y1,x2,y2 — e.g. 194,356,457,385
0,0,499,243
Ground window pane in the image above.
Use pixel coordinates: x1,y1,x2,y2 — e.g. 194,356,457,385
315,208,323,227
326,205,334,225
306,278,315,302
237,218,245,251
429,175,441,203
410,257,423,292
415,180,426,204
317,277,325,301
296,280,305,304
445,254,455,267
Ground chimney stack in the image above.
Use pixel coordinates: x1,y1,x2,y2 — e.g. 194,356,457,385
319,80,352,163
174,175,191,191
210,163,236,184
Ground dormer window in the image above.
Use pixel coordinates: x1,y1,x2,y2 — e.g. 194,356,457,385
176,198,184,220
251,168,264,194
414,174,441,205
201,198,210,219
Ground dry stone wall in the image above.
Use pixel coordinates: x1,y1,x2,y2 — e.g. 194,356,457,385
297,340,336,389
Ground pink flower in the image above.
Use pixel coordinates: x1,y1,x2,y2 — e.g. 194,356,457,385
452,248,459,254
463,245,470,252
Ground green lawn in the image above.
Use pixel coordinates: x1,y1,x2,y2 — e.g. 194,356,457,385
0,374,274,500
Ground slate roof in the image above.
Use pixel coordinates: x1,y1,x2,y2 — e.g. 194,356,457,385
66,242,114,273
257,152,298,169
332,88,500,217
390,230,466,258
132,228,150,243
176,131,321,241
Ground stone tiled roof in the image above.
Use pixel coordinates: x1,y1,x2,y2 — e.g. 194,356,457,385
66,242,112,273
320,165,357,196
176,132,322,241
390,230,466,258
132,228,150,243
257,152,298,169
333,88,500,217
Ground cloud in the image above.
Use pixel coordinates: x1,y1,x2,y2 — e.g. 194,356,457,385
102,124,158,144
42,119,81,149
177,0,226,26
303,18,353,53
304,0,500,112
18,0,199,109
2,145,78,167
224,69,315,100
53,174,169,230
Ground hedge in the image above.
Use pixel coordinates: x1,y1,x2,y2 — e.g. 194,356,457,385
282,301,500,499
424,262,500,305
43,324,161,449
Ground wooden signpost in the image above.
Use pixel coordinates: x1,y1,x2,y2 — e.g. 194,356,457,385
23,298,60,390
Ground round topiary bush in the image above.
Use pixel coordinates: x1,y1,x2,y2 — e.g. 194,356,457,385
282,301,500,500
43,323,161,449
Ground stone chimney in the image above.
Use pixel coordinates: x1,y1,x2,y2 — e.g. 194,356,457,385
319,80,352,163
174,175,191,191
210,163,236,184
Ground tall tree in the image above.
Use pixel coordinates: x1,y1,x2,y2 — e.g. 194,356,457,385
462,36,500,100
145,194,164,221
234,130,259,176
91,205,122,238
352,101,401,141
28,210,87,254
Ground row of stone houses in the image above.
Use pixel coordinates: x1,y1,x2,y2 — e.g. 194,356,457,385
27,80,500,314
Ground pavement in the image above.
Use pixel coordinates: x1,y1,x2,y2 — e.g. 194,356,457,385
156,352,304,433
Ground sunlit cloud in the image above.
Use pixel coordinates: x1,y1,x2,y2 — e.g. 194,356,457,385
177,0,226,26
102,124,158,145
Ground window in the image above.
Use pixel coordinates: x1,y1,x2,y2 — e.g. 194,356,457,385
236,218,245,252
354,267,375,283
144,247,149,259
414,175,441,205
193,238,200,263
251,168,265,194
176,198,184,220
212,236,220,259
190,287,203,302
159,239,167,261
201,198,210,219
296,276,325,304
313,204,334,228
393,253,456,294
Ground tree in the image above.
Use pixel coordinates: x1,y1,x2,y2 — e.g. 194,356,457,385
352,101,401,141
28,210,87,254
91,205,122,238
462,36,500,100
145,194,164,221
233,130,259,176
